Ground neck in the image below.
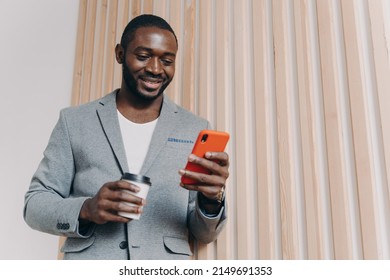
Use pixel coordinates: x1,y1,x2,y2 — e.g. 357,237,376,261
116,88,163,124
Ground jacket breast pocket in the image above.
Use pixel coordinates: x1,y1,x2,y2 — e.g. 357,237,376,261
163,236,193,256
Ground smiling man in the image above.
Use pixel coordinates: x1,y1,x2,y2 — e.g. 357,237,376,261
24,14,229,260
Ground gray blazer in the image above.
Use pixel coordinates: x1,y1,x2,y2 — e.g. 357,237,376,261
24,90,227,260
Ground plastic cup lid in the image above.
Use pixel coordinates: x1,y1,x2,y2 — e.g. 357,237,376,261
121,172,151,185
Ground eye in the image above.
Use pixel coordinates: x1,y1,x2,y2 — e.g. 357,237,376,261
136,54,150,61
161,59,174,66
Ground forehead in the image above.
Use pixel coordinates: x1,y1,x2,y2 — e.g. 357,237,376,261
128,26,178,54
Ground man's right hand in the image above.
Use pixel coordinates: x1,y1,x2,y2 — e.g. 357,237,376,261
79,180,146,224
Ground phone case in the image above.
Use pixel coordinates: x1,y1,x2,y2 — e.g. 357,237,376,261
181,129,230,185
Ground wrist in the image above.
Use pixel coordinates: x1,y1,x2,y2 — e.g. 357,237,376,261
199,185,226,204
79,198,92,224
197,189,225,215
198,192,223,205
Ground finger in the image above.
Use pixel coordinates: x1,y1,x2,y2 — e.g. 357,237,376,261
99,188,146,205
179,167,227,186
179,168,226,191
87,200,132,224
94,195,145,217
115,201,144,214
205,152,229,167
96,210,132,224
99,184,144,204
95,199,144,216
105,180,141,193
116,190,146,205
180,184,222,198
187,154,229,178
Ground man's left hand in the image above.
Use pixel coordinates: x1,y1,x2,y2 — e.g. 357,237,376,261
179,151,229,202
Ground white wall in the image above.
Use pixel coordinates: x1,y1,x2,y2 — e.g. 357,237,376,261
0,0,79,259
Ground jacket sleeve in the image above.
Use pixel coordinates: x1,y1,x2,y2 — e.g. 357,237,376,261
186,121,228,243
187,190,227,243
23,110,94,238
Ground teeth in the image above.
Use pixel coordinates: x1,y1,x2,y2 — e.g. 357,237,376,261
142,78,161,84
141,78,162,90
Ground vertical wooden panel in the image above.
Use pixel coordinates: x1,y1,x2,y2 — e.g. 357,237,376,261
273,0,293,259
80,1,97,104
273,0,309,259
143,0,154,13
167,0,183,104
131,0,142,18
214,0,233,260
231,0,259,259
260,0,283,259
243,0,260,259
103,0,118,94
181,0,197,112
220,0,239,260
295,0,334,259
375,0,390,198
71,0,88,106
340,0,378,259
354,0,390,259
368,0,390,230
90,0,108,100
153,0,168,18
374,2,390,246
196,0,214,260
286,0,308,259
112,0,129,89
317,0,358,259
333,0,363,259
293,0,319,259
306,0,334,259
197,0,211,120
252,0,272,260
318,0,363,259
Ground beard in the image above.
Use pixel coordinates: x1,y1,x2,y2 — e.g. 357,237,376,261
122,60,171,101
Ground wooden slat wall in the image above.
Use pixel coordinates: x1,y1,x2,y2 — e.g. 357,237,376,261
67,0,390,259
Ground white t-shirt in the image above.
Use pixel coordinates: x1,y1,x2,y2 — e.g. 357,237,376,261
117,110,158,174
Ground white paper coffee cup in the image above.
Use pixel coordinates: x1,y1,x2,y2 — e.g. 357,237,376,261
118,173,151,220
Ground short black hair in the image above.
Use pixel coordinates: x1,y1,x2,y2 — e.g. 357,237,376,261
120,14,178,50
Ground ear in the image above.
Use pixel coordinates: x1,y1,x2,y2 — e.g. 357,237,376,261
115,44,124,64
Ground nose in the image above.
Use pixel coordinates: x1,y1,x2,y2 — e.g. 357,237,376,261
145,57,163,75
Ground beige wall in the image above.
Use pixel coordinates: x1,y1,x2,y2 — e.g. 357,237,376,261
70,0,390,259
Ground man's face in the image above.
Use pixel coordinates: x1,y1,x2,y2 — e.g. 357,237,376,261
120,27,177,101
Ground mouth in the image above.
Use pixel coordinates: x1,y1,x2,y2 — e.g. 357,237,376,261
140,76,163,90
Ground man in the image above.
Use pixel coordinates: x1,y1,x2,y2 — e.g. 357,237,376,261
24,14,229,260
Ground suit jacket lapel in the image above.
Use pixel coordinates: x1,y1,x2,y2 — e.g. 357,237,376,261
96,90,129,174
95,91,178,176
140,95,179,175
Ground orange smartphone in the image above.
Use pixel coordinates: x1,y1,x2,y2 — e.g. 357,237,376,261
181,129,230,185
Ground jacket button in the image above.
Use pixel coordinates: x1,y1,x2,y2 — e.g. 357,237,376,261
119,241,128,249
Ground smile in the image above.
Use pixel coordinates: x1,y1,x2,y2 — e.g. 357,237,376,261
140,77,163,90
